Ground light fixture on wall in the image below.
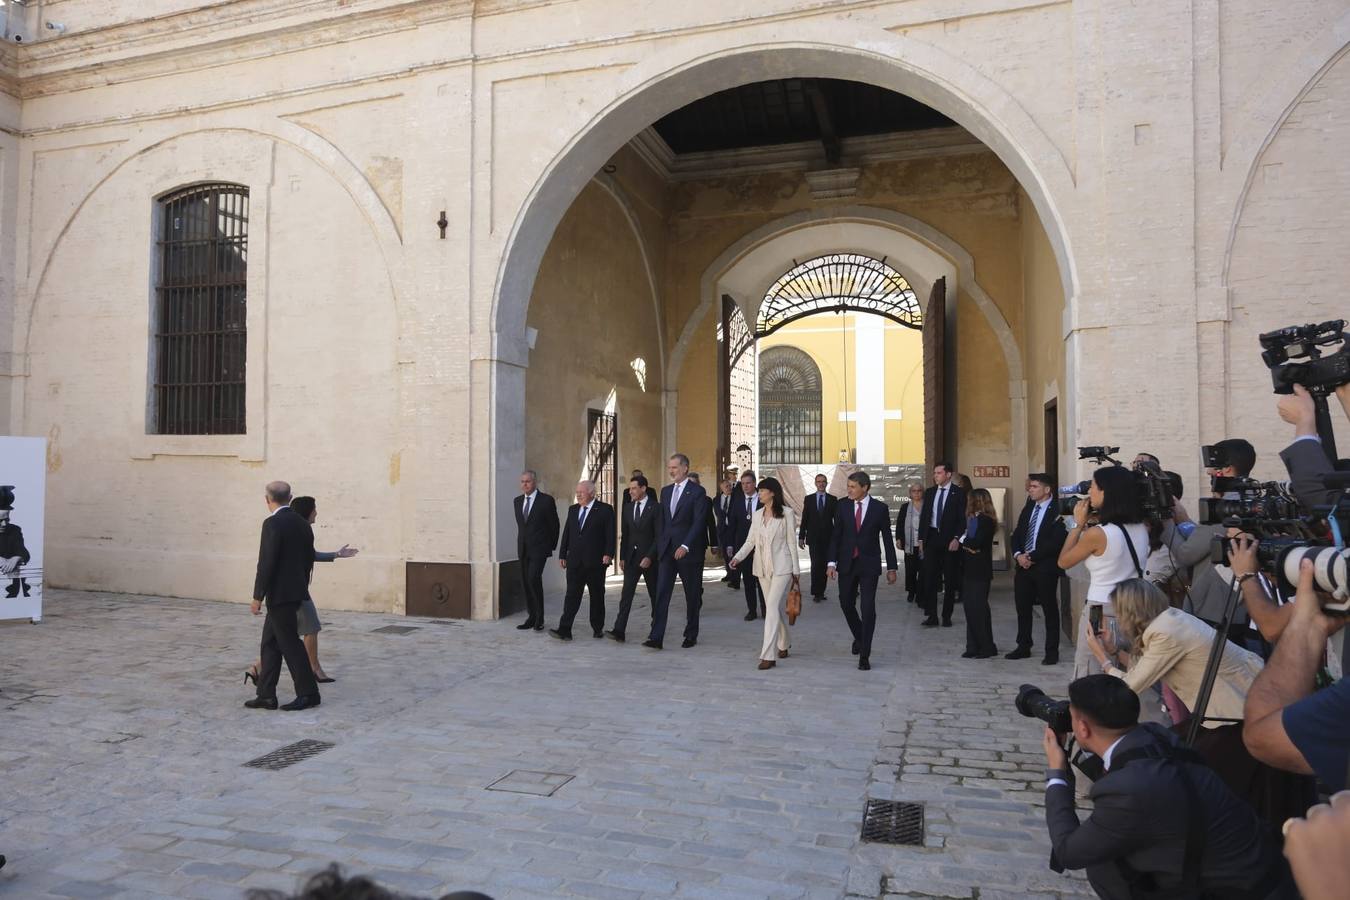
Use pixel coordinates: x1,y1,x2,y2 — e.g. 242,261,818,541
436,211,448,239
602,163,617,174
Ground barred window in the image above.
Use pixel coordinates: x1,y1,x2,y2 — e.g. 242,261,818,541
152,183,249,435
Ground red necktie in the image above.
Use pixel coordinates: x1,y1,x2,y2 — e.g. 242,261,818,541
853,501,863,558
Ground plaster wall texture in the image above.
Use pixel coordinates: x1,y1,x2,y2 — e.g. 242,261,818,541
0,0,1346,616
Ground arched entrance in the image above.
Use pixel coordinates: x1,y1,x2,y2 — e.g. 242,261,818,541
483,40,1075,616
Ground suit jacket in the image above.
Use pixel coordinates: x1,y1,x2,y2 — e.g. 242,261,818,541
733,508,801,581
798,491,839,545
558,501,616,568
1010,499,1067,575
920,483,967,547
828,496,899,576
960,514,996,581
1105,608,1263,723
1046,723,1294,900
515,492,560,559
620,496,662,566
714,491,736,549
655,480,709,558
729,491,761,563
252,506,316,608
1280,436,1338,512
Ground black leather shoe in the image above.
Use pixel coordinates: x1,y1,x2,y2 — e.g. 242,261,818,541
961,650,977,659
1041,654,1060,666
851,641,860,656
858,656,871,671
533,624,545,632
941,618,953,627
642,639,662,650
549,629,572,641
921,617,939,627
244,697,278,710
516,620,534,630
973,652,996,659
682,638,697,648
743,612,756,621
606,630,625,642
593,630,604,639
812,595,824,603
1005,648,1032,660
281,694,320,711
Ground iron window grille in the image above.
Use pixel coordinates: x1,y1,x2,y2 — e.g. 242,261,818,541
152,183,249,435
759,346,823,465
757,253,922,337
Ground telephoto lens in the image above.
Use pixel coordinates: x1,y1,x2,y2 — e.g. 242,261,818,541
1281,545,1350,612
1014,684,1073,735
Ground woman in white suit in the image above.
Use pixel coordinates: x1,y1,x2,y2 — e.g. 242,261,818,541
730,476,800,670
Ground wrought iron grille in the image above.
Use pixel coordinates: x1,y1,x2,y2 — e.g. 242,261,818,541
725,301,757,468
586,409,619,510
757,253,921,336
759,346,822,465
243,739,335,771
860,799,925,845
153,183,249,435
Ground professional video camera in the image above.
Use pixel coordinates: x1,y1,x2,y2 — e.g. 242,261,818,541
1261,320,1350,459
1014,684,1105,781
1056,446,1175,519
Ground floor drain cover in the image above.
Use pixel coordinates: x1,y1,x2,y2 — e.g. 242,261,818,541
244,739,335,771
372,625,420,635
486,770,575,796
861,799,924,845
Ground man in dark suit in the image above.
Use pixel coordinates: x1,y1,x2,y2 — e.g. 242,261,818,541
798,473,837,604
1007,473,1067,664
919,461,966,628
714,479,739,587
646,453,708,650
1277,383,1341,511
551,480,615,641
608,474,661,642
728,471,765,620
827,470,898,671
514,469,560,631
1043,675,1296,900
247,480,320,711
620,469,659,516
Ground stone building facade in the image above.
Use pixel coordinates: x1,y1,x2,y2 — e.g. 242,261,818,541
1,0,1346,617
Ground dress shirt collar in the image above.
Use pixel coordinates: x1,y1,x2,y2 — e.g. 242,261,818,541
270,504,290,517
524,489,538,502
1102,734,1129,771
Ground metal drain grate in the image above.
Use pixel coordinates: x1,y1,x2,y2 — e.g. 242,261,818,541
860,799,924,845
485,770,575,797
371,625,420,635
243,739,335,771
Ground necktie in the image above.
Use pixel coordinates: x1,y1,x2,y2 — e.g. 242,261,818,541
853,500,863,557
578,506,588,530
818,493,824,512
1027,503,1042,553
672,484,682,512
523,496,532,520
935,487,946,527
635,501,642,522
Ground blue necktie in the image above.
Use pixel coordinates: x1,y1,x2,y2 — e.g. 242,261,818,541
818,493,824,512
1027,503,1042,553
578,506,588,530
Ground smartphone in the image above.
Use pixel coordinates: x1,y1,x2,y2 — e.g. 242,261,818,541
1088,605,1103,634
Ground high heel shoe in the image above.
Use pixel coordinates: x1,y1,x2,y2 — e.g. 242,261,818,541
244,666,258,686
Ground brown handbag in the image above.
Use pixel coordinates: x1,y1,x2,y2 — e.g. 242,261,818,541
786,575,802,624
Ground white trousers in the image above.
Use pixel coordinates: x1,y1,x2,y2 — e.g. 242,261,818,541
1072,602,1116,679
760,573,793,661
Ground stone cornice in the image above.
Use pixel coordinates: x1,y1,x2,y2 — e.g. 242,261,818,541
16,0,475,99
628,125,990,182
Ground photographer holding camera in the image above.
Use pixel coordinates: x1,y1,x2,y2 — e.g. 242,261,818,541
1041,674,1296,900
1058,467,1150,678
1166,439,1258,643
1275,382,1350,515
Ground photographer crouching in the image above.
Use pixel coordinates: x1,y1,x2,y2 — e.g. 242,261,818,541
1037,675,1297,899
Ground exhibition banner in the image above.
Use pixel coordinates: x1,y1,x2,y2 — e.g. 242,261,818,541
1,437,46,623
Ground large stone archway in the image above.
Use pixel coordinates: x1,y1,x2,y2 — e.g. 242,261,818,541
479,36,1077,615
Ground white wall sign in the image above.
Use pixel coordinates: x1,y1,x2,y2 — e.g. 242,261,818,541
1,437,46,623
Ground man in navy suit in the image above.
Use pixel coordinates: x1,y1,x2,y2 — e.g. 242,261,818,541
550,480,615,641
1007,473,1067,664
827,470,898,671
645,453,708,650
727,471,766,620
919,461,967,628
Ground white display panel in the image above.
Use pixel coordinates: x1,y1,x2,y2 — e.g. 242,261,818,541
1,437,46,623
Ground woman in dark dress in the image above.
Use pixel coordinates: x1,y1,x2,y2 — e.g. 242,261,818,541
960,488,999,659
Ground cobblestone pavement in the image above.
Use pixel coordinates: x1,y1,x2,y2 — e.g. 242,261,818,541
0,571,1093,899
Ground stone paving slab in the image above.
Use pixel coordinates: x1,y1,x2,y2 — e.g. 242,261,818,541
0,570,1092,898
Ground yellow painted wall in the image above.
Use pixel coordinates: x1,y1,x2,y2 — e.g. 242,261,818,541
1019,186,1067,474
670,151,1024,473
758,314,925,464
